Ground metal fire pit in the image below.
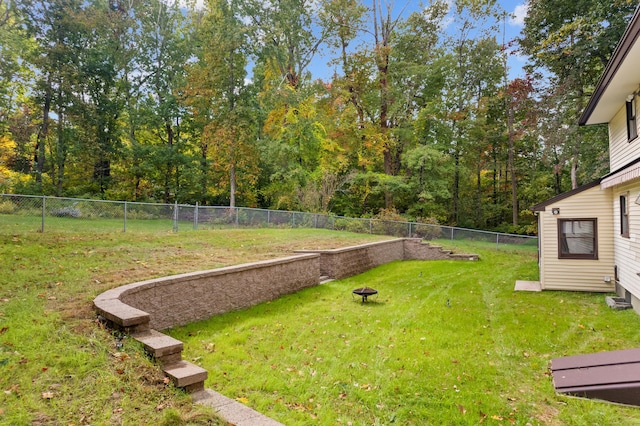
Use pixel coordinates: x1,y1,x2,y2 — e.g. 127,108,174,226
352,287,378,303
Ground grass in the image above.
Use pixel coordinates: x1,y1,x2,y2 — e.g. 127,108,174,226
2,220,640,425
0,225,389,424
169,247,640,425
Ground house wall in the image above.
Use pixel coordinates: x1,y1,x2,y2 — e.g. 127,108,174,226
611,180,640,312
537,186,615,292
609,100,640,171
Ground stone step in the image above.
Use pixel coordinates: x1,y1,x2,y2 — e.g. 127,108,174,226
94,299,150,333
163,360,208,393
132,329,183,365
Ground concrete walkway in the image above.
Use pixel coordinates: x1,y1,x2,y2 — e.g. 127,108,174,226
192,389,284,426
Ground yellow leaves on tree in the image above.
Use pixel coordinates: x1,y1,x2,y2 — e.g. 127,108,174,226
0,135,17,189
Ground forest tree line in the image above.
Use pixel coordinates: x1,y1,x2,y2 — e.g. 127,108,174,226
0,0,636,233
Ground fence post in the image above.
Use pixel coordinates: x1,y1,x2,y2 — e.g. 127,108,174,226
496,233,500,250
451,227,454,241
409,222,413,238
235,207,239,227
194,202,198,230
292,212,295,228
173,201,178,232
267,210,270,226
369,218,372,234
123,202,127,233
41,196,45,233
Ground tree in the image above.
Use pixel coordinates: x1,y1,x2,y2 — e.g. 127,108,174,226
242,0,324,90
521,0,635,189
422,0,504,225
134,0,193,202
17,0,89,193
0,0,30,133
183,0,258,207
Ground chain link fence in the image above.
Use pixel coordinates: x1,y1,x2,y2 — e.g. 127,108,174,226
0,194,537,249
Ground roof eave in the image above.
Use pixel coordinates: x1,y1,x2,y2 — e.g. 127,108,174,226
579,6,640,126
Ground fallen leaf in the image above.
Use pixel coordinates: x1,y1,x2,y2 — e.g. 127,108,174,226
458,404,466,414
163,377,171,385
236,397,249,404
41,391,54,399
0,327,7,335
491,415,504,420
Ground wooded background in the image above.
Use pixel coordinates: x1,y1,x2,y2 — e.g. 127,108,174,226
0,0,636,233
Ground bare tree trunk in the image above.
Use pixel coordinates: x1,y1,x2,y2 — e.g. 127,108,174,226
507,94,518,226
229,128,237,208
164,121,174,203
35,75,52,185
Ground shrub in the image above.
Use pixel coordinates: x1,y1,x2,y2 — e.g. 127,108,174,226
371,208,409,237
0,200,15,214
412,217,442,240
334,217,368,233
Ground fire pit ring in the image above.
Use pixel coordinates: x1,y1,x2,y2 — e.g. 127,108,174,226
352,287,378,303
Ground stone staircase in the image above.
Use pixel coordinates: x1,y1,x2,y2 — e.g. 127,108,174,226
131,330,208,393
95,300,208,394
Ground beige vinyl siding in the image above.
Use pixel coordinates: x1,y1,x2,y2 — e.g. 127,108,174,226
538,186,614,292
609,102,640,171
612,180,640,299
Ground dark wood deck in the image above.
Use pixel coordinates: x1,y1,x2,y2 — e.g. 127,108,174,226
551,348,640,406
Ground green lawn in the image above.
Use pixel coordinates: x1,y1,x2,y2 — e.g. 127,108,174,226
170,248,640,425
0,227,389,424
1,223,639,425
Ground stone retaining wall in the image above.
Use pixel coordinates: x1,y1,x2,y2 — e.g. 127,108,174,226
296,238,475,280
94,238,478,332
96,253,320,331
92,237,478,417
